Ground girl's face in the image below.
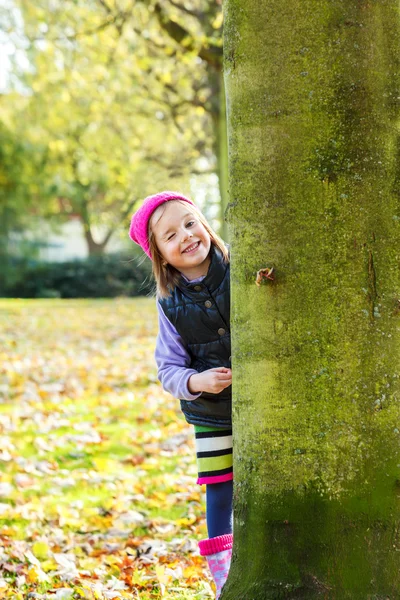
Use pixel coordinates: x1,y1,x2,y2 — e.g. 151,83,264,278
150,201,211,280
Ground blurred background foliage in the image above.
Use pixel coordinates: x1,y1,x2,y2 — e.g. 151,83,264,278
3,251,153,298
0,0,225,297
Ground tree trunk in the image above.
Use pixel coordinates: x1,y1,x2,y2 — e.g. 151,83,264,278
153,3,229,239
209,70,230,241
217,73,230,242
79,198,113,257
223,1,400,598
83,228,108,256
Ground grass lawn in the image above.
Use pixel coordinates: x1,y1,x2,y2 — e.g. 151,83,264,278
0,298,213,599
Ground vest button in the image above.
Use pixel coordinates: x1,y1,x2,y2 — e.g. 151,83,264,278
205,300,212,308
218,328,226,336
194,285,202,291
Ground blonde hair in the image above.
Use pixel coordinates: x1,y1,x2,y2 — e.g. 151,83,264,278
148,201,229,298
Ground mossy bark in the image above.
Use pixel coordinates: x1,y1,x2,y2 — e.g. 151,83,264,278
218,76,229,241
211,71,230,241
223,1,400,598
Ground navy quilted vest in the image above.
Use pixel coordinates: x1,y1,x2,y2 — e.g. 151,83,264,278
159,245,231,428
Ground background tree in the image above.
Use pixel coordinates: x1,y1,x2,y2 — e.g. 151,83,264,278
0,103,49,280
3,0,223,254
151,0,228,237
223,0,400,597
5,1,219,253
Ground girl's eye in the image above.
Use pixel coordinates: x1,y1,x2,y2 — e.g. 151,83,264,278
186,220,195,227
167,233,175,241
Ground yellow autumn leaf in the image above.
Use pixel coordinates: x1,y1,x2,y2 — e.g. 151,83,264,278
74,587,94,599
0,527,16,537
78,557,100,571
27,568,39,583
108,564,121,578
92,457,120,472
74,589,88,599
40,559,59,572
183,564,202,580
32,541,50,560
176,516,197,527
104,555,119,566
155,564,174,597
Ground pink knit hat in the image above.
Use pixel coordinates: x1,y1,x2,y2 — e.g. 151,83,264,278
129,191,195,259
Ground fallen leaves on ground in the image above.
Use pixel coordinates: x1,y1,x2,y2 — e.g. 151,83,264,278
0,298,213,599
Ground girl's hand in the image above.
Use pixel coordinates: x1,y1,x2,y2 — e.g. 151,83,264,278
188,368,232,395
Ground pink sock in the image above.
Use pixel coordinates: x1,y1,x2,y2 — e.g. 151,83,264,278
199,534,233,599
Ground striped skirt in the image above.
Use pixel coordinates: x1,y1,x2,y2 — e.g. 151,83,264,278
194,425,233,485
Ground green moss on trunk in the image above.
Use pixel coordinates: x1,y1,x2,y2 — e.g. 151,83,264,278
223,0,400,597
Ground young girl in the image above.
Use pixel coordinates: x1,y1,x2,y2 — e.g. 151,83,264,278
129,191,233,598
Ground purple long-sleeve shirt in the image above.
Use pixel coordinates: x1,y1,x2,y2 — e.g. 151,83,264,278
155,274,208,400
155,302,201,400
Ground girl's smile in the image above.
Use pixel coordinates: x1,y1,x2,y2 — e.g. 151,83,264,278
182,241,201,253
150,201,212,280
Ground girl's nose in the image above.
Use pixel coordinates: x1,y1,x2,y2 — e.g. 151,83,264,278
181,229,193,242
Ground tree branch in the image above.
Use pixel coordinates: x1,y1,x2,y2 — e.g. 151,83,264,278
23,12,125,44
153,2,222,70
166,0,202,19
